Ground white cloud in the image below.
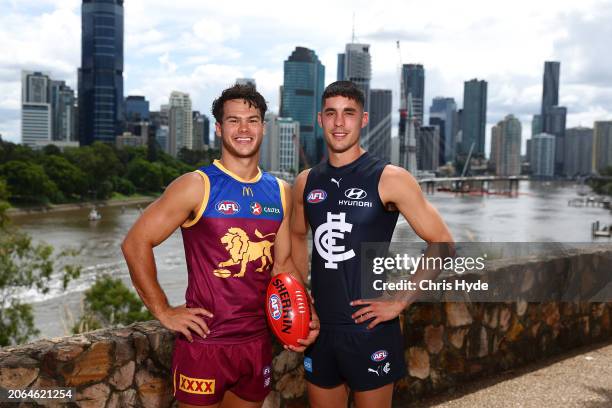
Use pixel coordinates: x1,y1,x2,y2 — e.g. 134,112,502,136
1,0,611,144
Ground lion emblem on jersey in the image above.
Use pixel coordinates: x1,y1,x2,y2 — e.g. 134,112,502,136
214,227,276,278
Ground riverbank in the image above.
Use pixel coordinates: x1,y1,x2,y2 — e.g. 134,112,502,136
6,195,158,217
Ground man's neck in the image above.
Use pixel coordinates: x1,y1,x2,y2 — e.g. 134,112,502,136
327,145,365,167
218,154,260,180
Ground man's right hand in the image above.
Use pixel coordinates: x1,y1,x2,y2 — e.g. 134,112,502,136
157,304,213,342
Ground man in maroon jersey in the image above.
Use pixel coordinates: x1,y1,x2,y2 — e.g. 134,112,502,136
122,84,319,408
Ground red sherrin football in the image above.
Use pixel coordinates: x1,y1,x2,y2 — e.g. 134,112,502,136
266,273,311,347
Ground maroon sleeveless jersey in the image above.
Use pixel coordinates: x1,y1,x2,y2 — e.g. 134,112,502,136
180,160,285,343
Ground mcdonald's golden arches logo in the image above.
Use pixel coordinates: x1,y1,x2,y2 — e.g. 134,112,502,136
242,186,254,197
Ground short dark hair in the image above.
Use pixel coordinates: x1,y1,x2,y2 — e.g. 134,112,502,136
321,81,365,108
212,84,267,123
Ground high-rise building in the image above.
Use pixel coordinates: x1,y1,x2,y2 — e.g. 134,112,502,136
236,78,256,88
168,91,192,156
541,61,560,119
460,79,487,157
429,97,457,163
491,114,521,176
526,139,532,163
125,96,150,122
491,123,501,167
532,133,556,178
398,93,418,173
368,89,392,161
417,125,440,171
261,113,300,174
401,64,425,125
531,114,542,137
593,121,612,174
192,111,210,151
78,0,124,145
429,117,446,166
21,71,51,147
564,127,593,177
545,105,567,175
50,81,77,142
540,61,566,176
280,46,325,167
338,43,372,145
151,107,169,154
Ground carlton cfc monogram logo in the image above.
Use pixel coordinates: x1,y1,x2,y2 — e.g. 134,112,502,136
314,212,355,269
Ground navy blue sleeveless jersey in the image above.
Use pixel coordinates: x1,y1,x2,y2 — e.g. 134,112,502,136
304,152,399,329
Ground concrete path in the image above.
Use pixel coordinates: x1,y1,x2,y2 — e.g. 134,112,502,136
402,341,612,408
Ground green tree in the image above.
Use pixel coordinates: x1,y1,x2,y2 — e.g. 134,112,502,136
589,166,612,195
111,176,136,196
0,199,81,346
0,160,60,204
42,155,88,199
159,163,180,187
64,143,122,199
72,275,152,334
126,158,163,192
42,144,62,156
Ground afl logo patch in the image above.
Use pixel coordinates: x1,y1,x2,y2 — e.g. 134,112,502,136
307,189,327,203
344,188,367,200
216,200,240,215
268,294,282,320
371,350,388,362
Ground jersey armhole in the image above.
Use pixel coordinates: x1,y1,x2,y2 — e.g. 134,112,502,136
275,177,287,218
182,170,210,228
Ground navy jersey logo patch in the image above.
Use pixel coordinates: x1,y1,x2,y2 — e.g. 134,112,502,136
307,189,327,203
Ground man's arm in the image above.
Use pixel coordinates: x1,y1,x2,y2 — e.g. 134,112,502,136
121,172,212,342
352,165,455,328
273,176,319,352
271,180,296,277
289,169,311,283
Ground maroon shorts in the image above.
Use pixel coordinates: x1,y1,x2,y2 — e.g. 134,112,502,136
172,335,272,406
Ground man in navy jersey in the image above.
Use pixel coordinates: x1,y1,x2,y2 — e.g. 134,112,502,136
123,84,318,408
291,81,454,407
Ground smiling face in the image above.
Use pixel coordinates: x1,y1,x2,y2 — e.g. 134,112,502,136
215,99,264,159
318,95,369,155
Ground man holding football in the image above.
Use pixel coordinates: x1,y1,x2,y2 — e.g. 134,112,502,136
291,81,454,407
122,84,318,408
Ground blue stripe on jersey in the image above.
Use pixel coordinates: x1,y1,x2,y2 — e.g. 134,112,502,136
199,163,284,220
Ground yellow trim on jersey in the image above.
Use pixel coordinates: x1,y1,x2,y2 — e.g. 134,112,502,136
173,367,177,396
182,170,210,228
276,177,287,218
213,159,262,183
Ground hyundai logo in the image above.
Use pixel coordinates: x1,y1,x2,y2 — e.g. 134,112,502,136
344,188,367,200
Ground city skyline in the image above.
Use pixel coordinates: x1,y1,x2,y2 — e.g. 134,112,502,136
1,0,611,156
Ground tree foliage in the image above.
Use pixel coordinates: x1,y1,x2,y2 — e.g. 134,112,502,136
0,139,218,205
0,202,81,346
589,166,612,196
72,275,152,334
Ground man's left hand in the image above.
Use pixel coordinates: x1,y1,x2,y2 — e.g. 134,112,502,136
350,299,409,329
285,303,320,353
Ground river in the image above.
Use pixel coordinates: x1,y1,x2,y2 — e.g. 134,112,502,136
9,180,612,339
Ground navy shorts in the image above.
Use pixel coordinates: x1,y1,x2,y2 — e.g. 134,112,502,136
304,319,406,391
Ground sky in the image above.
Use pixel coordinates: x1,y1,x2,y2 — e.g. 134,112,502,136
1,0,612,154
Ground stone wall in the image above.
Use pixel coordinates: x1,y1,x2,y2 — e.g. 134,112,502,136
1,248,611,407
